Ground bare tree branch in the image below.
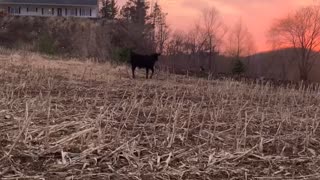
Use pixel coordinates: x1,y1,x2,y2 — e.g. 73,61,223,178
268,4,320,81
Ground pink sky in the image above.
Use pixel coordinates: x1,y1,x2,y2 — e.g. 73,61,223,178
118,0,316,52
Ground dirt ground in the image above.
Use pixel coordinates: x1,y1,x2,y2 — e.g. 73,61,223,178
1,51,320,180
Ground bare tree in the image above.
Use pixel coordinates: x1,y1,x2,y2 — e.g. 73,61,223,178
185,23,209,55
150,2,170,53
269,5,320,81
198,7,227,72
165,30,186,55
225,19,256,75
225,19,256,58
184,24,201,55
164,7,225,57
162,7,226,73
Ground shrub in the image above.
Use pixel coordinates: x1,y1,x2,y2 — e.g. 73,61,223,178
232,59,245,75
112,47,131,64
38,33,56,55
0,16,152,61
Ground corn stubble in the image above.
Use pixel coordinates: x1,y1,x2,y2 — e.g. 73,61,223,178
0,51,320,180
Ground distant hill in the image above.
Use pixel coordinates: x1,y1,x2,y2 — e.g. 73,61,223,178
159,47,320,82
248,47,320,63
244,48,320,82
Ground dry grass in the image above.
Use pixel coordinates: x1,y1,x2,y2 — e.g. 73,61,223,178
1,51,320,180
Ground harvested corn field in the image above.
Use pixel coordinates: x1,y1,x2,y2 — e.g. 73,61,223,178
1,52,320,180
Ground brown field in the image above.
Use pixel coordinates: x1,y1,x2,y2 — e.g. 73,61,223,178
1,50,320,180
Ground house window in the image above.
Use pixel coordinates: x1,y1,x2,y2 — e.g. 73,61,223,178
80,8,90,16
27,7,37,13
69,8,77,16
8,7,20,14
43,8,54,15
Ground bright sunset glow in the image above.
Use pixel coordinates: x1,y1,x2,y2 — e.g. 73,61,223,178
119,0,316,52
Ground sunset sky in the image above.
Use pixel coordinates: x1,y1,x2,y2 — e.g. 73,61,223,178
119,0,317,52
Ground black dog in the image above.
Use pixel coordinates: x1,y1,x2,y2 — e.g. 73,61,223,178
130,51,161,79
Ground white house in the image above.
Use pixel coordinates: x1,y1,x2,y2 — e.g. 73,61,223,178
0,0,99,18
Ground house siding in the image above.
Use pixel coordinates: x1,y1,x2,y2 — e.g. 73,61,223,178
1,4,98,17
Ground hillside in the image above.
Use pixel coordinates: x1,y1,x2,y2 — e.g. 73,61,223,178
244,48,320,82
0,50,320,179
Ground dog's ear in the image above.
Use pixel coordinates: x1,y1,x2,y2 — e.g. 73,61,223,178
153,53,161,58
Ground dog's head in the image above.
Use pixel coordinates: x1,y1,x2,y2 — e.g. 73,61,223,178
153,53,161,61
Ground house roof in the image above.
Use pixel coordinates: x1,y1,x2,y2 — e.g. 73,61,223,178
0,0,98,6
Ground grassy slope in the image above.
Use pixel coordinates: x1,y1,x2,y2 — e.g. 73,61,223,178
0,51,320,180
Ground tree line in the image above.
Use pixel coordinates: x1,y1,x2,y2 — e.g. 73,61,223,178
0,0,319,81
99,0,169,54
99,0,256,75
100,0,242,55
102,0,320,81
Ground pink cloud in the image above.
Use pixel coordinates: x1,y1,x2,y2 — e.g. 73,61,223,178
117,0,316,52
158,0,316,52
